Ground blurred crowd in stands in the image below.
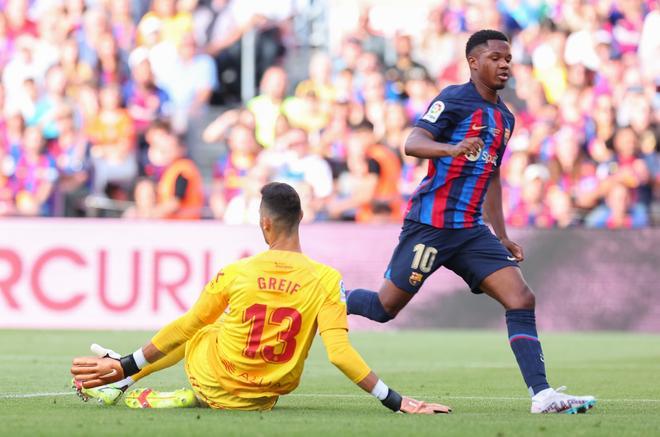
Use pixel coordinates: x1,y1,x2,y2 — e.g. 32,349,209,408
0,0,658,228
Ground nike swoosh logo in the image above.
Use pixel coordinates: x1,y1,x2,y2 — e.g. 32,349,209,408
471,124,487,130
507,256,517,261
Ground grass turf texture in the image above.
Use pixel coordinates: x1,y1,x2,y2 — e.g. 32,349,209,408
1,330,659,437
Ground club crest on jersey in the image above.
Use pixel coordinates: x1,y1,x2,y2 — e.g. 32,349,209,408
339,280,347,303
422,101,445,122
409,272,424,287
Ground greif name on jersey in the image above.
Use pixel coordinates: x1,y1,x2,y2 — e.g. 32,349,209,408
257,276,301,294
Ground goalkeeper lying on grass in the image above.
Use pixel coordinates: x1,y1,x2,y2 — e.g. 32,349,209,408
71,182,450,414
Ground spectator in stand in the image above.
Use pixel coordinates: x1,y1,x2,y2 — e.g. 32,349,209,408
605,127,651,208
386,32,429,101
125,120,203,219
86,84,136,198
28,64,70,141
0,13,13,69
586,181,649,228
222,165,267,225
507,164,554,228
193,0,242,104
0,143,13,216
76,8,112,69
2,35,41,108
327,121,401,223
332,35,363,76
382,101,410,152
402,67,436,123
137,0,193,48
62,0,85,34
110,0,137,53
0,0,657,224
157,31,217,135
50,105,90,217
60,38,95,99
247,66,287,149
2,110,24,156
4,0,38,41
282,89,329,135
547,127,600,213
295,51,337,108
9,126,57,216
419,7,457,80
267,128,334,217
95,31,130,87
353,6,387,64
208,122,261,219
124,47,171,154
202,106,256,146
123,177,157,219
318,100,351,166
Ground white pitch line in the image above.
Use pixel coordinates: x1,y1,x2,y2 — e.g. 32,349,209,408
290,394,660,403
1,391,659,403
1,391,74,399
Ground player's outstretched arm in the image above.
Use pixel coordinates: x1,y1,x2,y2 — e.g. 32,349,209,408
72,275,230,388
404,127,483,159
319,328,451,414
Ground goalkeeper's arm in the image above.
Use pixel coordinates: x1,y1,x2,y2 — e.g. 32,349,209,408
319,328,451,414
72,285,227,388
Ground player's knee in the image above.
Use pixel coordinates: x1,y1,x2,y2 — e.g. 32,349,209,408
510,286,535,310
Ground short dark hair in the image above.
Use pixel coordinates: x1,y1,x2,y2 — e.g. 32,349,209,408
147,118,174,134
260,182,302,231
465,29,509,58
350,119,374,133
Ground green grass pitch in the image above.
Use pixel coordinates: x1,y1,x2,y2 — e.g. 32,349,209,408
1,330,659,436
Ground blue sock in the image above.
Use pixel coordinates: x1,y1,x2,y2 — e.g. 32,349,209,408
506,309,550,396
346,289,393,323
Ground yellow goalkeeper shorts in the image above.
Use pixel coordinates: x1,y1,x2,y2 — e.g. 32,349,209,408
184,325,278,411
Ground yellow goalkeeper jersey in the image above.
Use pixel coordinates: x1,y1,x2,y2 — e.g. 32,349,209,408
153,249,349,398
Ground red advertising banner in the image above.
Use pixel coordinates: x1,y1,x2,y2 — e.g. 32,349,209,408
1,219,659,331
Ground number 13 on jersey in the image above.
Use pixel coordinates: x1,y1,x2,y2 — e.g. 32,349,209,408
242,304,302,364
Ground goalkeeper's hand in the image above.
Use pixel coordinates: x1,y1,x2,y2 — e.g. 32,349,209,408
399,396,452,414
71,356,124,389
71,344,124,389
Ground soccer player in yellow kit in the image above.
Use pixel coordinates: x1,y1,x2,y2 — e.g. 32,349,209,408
71,182,450,414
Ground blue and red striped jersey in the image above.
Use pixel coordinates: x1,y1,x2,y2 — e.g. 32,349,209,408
405,81,515,229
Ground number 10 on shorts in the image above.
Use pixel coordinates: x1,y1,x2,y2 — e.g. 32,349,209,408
411,244,437,273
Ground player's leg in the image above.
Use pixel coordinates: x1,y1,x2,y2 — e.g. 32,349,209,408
478,266,550,395
124,343,197,409
446,226,551,396
479,267,596,413
347,221,450,322
183,325,277,410
77,343,186,405
346,280,413,322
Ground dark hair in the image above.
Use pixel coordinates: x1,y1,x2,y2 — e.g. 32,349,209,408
351,119,375,132
465,29,509,57
147,118,173,134
260,182,302,231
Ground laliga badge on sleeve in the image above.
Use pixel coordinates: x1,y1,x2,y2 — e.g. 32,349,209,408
422,101,445,122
